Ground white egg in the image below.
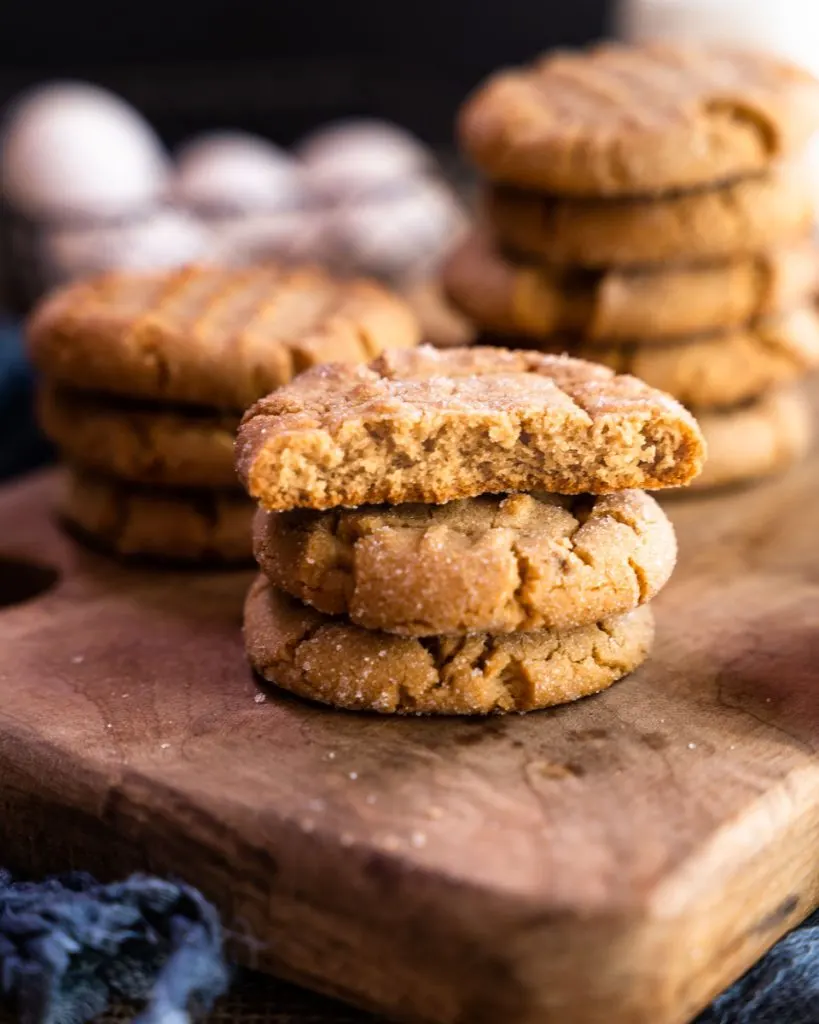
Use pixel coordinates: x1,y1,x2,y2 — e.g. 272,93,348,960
297,119,432,202
1,82,169,220
326,177,467,281
41,208,214,284
210,210,335,268
173,131,307,215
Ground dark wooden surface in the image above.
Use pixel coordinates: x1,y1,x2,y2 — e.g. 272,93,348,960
1,396,819,1024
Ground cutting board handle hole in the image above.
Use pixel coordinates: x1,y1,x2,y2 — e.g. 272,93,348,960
0,557,60,609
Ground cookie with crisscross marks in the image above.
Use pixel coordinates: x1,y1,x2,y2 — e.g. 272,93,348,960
459,41,819,196
236,345,705,509
27,264,420,410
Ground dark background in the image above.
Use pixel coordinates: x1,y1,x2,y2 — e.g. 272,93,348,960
0,0,609,481
0,0,609,146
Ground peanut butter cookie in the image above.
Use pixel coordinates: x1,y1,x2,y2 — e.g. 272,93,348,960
444,233,819,343
28,263,420,409
401,278,477,348
513,305,819,408
236,345,705,510
39,384,240,488
244,574,655,714
459,42,819,196
690,388,812,491
485,165,814,268
62,470,253,563
253,489,675,635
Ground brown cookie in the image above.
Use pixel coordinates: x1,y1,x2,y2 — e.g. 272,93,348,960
253,489,676,636
61,470,253,563
236,345,705,510
459,41,819,196
244,574,655,715
444,233,819,343
689,388,812,491
400,279,477,348
39,384,240,488
485,165,815,268
28,263,420,410
511,306,819,408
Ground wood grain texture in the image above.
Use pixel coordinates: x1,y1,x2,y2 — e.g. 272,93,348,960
1,387,819,1024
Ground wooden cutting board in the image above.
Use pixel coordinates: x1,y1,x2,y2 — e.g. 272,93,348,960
1,424,819,1024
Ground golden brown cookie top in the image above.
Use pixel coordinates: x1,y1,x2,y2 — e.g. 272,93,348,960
27,263,420,410
459,42,819,196
236,345,706,509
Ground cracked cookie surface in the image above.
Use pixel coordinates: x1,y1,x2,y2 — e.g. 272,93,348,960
62,470,254,563
254,490,676,635
244,574,655,714
459,42,819,196
236,345,705,510
27,263,419,409
39,384,240,488
484,165,814,268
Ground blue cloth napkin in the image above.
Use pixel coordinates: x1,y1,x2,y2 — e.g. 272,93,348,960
695,911,819,1024
0,320,53,482
0,871,229,1023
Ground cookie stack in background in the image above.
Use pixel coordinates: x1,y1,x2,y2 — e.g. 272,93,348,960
26,263,419,562
236,346,705,715
446,42,819,491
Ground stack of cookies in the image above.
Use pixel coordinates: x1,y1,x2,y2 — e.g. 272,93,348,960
26,263,419,562
446,42,819,491
236,346,705,715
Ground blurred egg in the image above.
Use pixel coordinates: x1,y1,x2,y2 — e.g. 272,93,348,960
326,177,467,281
41,208,213,284
1,82,169,219
297,119,432,202
210,209,334,268
173,131,307,215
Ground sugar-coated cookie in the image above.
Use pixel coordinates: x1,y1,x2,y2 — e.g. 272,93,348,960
236,345,705,510
244,575,655,715
253,490,675,635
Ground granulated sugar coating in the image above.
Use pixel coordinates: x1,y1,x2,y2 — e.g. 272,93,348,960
236,346,705,511
253,489,676,636
244,574,655,715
